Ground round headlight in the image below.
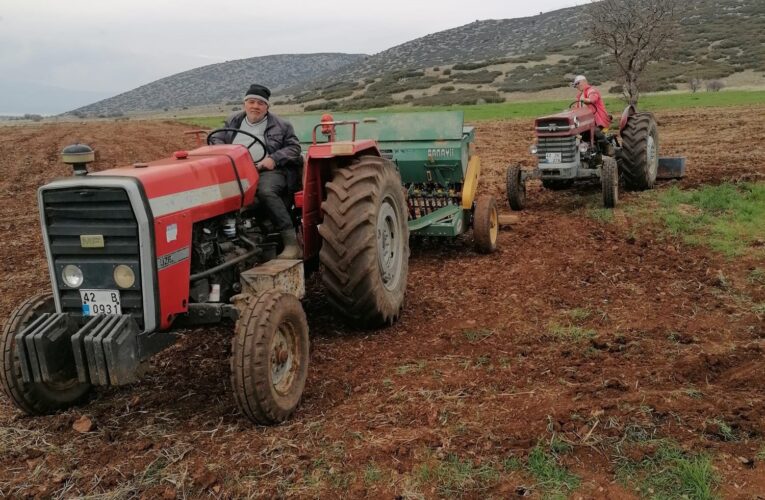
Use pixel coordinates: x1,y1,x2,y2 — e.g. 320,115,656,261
579,142,589,153
114,265,136,289
530,145,538,155
62,265,84,288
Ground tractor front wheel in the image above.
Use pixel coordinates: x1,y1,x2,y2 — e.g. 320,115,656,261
1,293,92,415
473,195,499,253
231,291,309,425
319,155,409,328
506,164,526,211
601,156,619,208
618,112,659,191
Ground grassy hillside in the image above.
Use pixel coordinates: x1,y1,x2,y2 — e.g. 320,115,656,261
67,0,763,117
283,0,764,112
179,89,765,128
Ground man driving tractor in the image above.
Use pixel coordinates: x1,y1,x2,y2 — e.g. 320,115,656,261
210,84,303,259
572,74,613,155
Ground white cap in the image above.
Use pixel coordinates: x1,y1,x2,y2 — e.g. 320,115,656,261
571,75,587,87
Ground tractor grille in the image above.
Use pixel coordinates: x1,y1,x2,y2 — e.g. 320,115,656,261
42,187,144,327
536,136,577,163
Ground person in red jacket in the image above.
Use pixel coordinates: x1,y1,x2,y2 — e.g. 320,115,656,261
572,75,613,154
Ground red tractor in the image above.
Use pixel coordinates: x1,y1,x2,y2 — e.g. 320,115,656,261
506,104,660,209
1,118,409,424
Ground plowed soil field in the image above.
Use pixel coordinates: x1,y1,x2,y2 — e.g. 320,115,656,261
1,107,764,498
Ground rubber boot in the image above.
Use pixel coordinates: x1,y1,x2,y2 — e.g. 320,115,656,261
277,229,302,260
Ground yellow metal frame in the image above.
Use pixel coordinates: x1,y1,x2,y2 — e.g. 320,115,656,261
461,155,481,209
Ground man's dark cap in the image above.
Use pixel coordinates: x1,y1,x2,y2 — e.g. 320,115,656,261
244,84,271,103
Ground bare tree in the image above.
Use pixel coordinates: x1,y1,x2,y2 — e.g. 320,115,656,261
587,0,681,106
688,78,702,93
706,80,725,92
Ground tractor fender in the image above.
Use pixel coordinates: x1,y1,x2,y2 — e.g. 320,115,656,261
619,105,637,133
461,155,481,209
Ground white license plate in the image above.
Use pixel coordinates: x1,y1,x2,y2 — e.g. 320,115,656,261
545,152,562,163
80,289,122,316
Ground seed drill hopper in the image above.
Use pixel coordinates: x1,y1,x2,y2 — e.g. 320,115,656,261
290,111,498,252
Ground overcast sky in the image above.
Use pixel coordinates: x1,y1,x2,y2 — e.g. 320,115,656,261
1,0,583,95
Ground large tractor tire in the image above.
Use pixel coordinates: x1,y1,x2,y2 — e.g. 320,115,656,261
601,156,619,208
506,164,526,211
319,155,409,328
473,195,499,254
1,293,92,415
618,112,659,191
231,291,309,425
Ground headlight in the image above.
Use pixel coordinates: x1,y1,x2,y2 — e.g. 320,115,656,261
114,265,136,288
579,142,589,153
62,265,84,288
529,145,538,155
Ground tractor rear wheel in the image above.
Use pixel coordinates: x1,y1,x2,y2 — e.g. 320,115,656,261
506,164,526,211
473,195,498,253
1,293,92,415
231,291,309,425
319,155,409,328
601,156,619,208
618,112,659,191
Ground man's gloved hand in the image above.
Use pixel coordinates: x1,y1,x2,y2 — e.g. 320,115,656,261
256,157,276,171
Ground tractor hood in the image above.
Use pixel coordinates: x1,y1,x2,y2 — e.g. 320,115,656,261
90,144,260,217
534,107,595,137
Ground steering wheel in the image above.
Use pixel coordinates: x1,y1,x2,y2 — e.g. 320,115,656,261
568,100,584,109
206,128,267,163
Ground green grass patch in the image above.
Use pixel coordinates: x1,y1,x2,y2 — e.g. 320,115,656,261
616,442,719,499
177,116,226,129
548,323,596,342
635,183,765,259
748,268,765,286
568,308,592,322
526,444,580,499
363,463,382,485
684,387,704,399
396,361,426,375
177,90,765,127
463,328,494,342
415,454,500,497
588,208,615,224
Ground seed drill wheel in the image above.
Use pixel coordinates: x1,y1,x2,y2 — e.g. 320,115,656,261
506,164,526,211
1,293,92,415
473,194,499,253
319,155,409,328
231,290,309,425
601,156,619,208
618,112,659,191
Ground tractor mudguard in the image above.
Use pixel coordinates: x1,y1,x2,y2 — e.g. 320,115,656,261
619,105,637,133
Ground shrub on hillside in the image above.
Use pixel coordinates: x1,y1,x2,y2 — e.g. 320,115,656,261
410,90,504,107
304,101,339,112
439,86,455,93
322,89,354,100
451,70,502,84
336,95,393,111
